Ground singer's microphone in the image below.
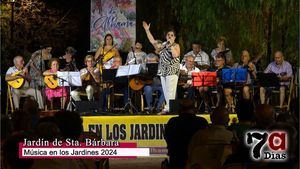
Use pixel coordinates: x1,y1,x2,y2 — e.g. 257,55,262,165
161,41,170,50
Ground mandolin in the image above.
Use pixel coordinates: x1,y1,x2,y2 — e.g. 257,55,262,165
44,74,58,89
7,60,32,89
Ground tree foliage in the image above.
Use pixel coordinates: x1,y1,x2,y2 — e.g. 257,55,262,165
1,0,82,66
139,0,299,68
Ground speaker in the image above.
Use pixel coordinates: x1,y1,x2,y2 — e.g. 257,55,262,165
75,101,101,113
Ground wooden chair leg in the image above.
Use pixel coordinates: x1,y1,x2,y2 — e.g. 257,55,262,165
7,86,14,114
108,94,111,111
51,99,53,110
141,92,144,111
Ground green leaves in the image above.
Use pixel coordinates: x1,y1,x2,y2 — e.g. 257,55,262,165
166,0,298,67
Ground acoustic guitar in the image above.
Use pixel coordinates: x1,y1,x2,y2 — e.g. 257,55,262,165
129,77,152,91
7,60,32,89
44,74,58,89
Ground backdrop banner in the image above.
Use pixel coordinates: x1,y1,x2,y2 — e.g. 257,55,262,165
82,114,238,156
90,0,136,52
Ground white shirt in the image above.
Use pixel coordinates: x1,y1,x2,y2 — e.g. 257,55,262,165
180,65,200,85
126,51,147,64
183,50,210,66
6,66,30,88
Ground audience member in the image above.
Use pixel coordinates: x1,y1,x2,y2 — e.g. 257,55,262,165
187,106,234,169
2,133,34,169
164,99,208,169
228,99,254,140
253,104,275,129
54,110,83,140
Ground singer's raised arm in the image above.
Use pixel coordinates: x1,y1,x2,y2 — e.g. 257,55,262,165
143,21,160,50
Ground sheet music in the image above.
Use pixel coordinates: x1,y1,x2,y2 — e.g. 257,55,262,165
116,66,129,77
57,71,82,87
116,64,141,77
129,64,141,75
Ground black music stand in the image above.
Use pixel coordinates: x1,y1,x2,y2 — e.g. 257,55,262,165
257,72,280,87
102,69,117,83
146,63,159,77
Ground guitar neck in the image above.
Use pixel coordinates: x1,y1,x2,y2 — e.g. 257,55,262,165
24,59,32,68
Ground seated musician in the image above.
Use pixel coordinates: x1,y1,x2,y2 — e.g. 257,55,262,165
126,41,147,65
102,56,128,111
213,54,231,108
178,55,200,99
143,53,165,113
5,56,44,110
233,50,257,100
94,34,120,70
181,41,210,70
43,58,68,109
60,46,78,71
260,51,293,108
211,36,234,67
70,55,100,101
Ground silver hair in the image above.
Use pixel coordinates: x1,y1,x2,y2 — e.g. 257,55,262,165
13,56,23,65
147,53,158,59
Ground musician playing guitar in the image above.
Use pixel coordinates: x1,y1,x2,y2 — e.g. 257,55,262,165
101,56,128,112
178,55,200,99
233,50,257,100
43,58,67,109
143,53,165,114
212,54,231,108
94,34,120,72
5,56,44,110
260,51,293,109
70,55,100,101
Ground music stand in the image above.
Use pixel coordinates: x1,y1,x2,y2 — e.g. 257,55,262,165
146,63,159,77
257,72,280,87
57,71,82,111
221,68,247,84
116,64,142,114
221,68,247,109
192,72,217,113
102,69,117,83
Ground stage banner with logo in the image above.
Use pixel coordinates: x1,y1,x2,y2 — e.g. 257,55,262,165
82,115,237,156
90,0,136,52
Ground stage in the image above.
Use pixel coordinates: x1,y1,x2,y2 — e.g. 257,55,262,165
81,114,238,156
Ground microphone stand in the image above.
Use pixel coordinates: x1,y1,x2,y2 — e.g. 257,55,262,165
39,47,47,110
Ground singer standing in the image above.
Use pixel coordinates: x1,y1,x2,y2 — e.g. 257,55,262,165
143,21,180,114
29,46,52,88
